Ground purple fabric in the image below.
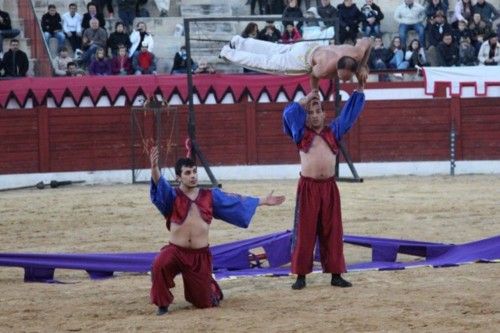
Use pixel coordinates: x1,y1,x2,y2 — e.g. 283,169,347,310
0,232,498,283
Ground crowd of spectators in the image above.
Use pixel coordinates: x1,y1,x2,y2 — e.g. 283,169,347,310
1,1,499,79
250,0,500,72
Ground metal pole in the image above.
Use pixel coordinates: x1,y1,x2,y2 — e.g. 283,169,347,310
450,123,456,176
184,18,196,162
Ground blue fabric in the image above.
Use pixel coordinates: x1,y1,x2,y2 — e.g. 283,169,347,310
283,91,366,143
329,91,366,141
282,102,306,144
212,188,260,229
149,176,176,217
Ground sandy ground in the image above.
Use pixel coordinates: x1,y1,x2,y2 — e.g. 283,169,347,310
0,175,499,332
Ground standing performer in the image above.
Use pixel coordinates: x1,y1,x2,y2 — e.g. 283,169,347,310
149,146,285,315
283,84,366,290
220,36,372,90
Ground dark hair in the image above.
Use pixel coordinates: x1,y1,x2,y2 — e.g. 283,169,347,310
58,46,68,53
87,1,97,10
175,158,196,176
48,4,56,9
67,61,76,67
337,56,358,72
10,38,19,44
69,3,77,7
241,22,259,38
115,21,124,29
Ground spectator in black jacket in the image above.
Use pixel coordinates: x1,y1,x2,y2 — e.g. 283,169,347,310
453,19,472,46
2,39,29,77
108,21,131,56
458,36,478,65
437,32,459,66
369,35,392,81
337,0,363,44
257,21,281,43
428,10,452,47
282,0,304,33
318,0,338,28
82,2,106,30
360,0,384,38
41,4,66,51
0,9,21,59
472,0,499,25
425,0,448,25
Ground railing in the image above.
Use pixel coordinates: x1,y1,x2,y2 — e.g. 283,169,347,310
18,0,52,76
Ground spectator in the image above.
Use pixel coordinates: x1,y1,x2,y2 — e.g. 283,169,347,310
0,9,21,59
136,0,150,17
89,47,112,75
52,47,74,76
80,18,108,67
394,0,426,50
133,41,157,75
318,0,338,28
282,0,304,33
458,36,478,65
129,21,154,57
111,45,132,75
388,36,409,69
368,35,392,81
437,32,459,66
405,39,428,68
257,21,282,43
62,3,83,54
425,0,448,24
452,0,473,27
360,0,384,38
337,0,363,45
428,10,452,47
194,59,216,74
472,0,499,25
302,7,334,45
66,61,85,76
241,22,259,39
108,22,131,56
116,0,136,30
469,12,493,52
82,2,106,30
0,56,4,76
2,39,29,77
250,0,265,15
155,0,171,17
453,19,473,45
41,4,66,51
478,32,500,65
280,23,302,44
94,0,115,18
170,45,190,74
268,0,286,15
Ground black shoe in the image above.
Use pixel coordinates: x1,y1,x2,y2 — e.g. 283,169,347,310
291,275,306,290
156,306,168,315
331,274,352,288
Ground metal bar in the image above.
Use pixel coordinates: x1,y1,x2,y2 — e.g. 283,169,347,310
184,16,336,23
450,123,456,176
184,18,196,162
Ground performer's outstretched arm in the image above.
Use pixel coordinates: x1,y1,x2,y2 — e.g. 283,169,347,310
330,92,366,141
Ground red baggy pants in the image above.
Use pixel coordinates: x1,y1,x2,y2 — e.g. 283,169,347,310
150,243,223,308
291,175,346,275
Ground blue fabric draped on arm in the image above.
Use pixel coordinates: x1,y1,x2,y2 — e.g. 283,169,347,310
283,102,307,144
212,188,260,229
329,91,366,141
150,176,176,216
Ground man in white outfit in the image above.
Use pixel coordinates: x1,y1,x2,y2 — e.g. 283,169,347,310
220,36,372,90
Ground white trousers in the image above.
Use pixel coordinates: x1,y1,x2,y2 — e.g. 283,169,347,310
220,36,320,75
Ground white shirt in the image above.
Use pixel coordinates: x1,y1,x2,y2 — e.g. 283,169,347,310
62,12,83,35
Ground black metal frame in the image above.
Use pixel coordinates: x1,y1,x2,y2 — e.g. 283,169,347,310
183,15,362,183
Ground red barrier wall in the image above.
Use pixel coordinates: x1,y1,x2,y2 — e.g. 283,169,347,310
1,96,499,175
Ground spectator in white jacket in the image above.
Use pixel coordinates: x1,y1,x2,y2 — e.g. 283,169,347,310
52,47,74,76
394,0,426,50
478,33,500,65
62,3,83,53
129,21,154,57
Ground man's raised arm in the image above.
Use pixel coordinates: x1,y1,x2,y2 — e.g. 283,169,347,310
355,38,373,88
